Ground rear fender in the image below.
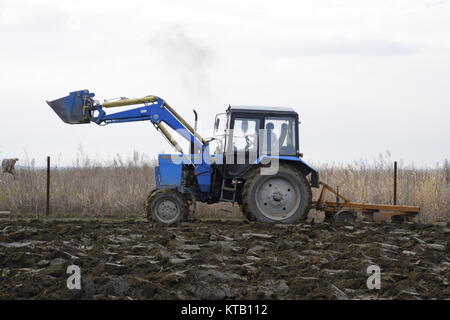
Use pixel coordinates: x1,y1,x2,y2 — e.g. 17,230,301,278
255,156,319,188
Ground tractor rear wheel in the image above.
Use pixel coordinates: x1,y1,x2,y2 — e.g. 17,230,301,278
146,189,188,224
242,164,312,223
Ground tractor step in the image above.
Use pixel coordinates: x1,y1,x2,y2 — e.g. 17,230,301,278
222,186,236,191
220,180,237,202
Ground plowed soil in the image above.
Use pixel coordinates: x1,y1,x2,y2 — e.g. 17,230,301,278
0,218,449,300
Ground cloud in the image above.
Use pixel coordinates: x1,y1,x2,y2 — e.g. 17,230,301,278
269,37,421,57
0,2,69,32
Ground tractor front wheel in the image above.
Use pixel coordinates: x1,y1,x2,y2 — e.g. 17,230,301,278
146,189,188,224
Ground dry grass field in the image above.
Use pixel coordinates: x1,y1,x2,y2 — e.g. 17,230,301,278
1,153,449,223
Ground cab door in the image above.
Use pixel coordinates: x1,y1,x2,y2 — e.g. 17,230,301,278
224,115,262,178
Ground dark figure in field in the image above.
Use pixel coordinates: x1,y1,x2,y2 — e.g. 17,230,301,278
2,158,19,180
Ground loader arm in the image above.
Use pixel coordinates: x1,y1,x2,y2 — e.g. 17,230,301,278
93,96,206,153
47,90,206,155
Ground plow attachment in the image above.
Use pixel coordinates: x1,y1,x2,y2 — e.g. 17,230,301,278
46,90,95,124
314,182,420,224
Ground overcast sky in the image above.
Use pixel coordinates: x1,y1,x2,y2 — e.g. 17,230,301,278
1,0,449,167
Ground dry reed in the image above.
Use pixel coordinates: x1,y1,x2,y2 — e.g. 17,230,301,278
0,152,448,222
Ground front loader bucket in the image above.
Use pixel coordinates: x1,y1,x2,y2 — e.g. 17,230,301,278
46,90,94,124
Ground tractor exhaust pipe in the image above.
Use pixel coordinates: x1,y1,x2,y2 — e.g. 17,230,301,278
190,109,198,155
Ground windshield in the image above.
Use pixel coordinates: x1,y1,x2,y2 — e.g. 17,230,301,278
231,118,260,153
263,117,296,156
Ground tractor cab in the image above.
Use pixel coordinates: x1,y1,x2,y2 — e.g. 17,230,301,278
215,106,300,156
213,106,302,178
230,106,298,156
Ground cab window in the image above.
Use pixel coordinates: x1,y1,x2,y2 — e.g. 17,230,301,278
231,118,259,152
263,117,296,155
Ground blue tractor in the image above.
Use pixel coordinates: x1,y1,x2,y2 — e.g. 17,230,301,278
47,90,319,224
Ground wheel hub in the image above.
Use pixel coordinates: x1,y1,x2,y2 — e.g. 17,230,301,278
255,177,301,221
156,199,179,222
272,191,283,201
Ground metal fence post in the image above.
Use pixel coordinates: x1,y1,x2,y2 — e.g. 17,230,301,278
393,161,397,205
46,156,50,216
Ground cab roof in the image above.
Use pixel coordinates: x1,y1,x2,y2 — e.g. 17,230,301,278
228,105,298,115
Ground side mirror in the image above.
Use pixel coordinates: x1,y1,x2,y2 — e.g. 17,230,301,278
214,117,220,131
213,113,227,137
